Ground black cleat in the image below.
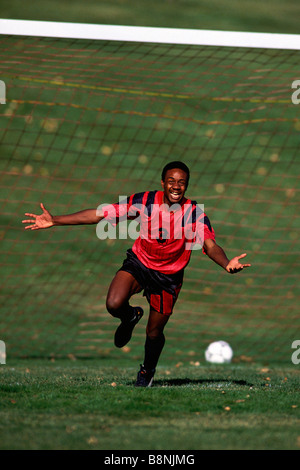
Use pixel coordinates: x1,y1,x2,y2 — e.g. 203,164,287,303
135,364,155,387
114,307,143,348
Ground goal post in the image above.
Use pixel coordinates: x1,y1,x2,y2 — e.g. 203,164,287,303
2,19,300,49
0,20,299,364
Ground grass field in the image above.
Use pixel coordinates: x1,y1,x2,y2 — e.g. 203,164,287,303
1,359,299,450
0,0,300,452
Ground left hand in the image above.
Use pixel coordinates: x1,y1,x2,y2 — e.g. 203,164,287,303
226,253,251,274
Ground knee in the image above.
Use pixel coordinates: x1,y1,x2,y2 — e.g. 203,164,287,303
146,327,165,342
106,294,123,317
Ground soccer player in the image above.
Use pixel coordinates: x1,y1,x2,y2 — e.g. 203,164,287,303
22,161,251,387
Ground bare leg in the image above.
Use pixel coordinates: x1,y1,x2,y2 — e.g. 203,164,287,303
106,270,144,348
146,308,169,340
106,270,142,319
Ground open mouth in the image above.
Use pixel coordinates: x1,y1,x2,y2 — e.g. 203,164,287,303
169,191,182,201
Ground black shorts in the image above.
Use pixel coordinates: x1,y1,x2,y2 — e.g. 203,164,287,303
119,249,184,315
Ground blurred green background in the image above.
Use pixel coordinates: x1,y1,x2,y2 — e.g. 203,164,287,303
0,1,299,366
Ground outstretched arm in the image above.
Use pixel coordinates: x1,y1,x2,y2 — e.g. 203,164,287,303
203,238,251,274
22,203,104,230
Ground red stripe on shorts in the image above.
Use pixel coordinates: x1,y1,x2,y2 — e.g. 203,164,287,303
150,294,161,313
162,291,174,315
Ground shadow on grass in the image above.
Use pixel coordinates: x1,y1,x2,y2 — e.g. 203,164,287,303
152,378,254,387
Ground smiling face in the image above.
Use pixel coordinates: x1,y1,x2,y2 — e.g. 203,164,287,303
161,168,189,206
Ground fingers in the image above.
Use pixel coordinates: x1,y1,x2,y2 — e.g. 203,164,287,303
227,257,251,273
22,210,38,229
234,254,251,272
236,254,251,267
22,212,37,229
40,202,46,212
22,218,36,223
229,264,251,274
229,267,242,273
22,206,40,229
23,203,46,220
23,224,38,230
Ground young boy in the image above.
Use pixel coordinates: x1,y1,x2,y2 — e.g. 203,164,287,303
23,161,251,387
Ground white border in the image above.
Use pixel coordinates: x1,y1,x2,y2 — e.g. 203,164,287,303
1,19,300,50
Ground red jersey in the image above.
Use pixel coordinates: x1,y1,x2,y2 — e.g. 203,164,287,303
102,190,215,274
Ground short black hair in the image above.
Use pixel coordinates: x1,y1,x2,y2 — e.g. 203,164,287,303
161,161,190,186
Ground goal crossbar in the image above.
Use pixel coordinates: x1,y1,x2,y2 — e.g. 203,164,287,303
1,18,300,50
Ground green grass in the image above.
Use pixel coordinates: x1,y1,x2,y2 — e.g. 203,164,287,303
0,359,299,450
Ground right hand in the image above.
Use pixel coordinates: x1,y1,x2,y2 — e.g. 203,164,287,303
22,203,54,230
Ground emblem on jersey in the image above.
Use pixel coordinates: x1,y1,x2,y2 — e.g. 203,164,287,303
157,227,169,244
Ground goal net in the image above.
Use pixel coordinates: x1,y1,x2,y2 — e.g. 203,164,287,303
0,20,299,365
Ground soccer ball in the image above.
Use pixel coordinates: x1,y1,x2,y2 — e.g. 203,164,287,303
205,340,233,364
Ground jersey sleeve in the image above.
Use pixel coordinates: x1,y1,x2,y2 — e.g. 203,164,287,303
189,204,215,252
101,192,145,226
198,214,215,254
182,201,215,252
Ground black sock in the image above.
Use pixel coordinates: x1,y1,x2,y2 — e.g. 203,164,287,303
143,334,165,371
